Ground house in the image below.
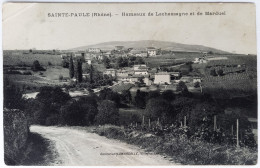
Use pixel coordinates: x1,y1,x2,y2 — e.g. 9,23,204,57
136,53,148,57
133,64,148,71
180,76,193,83
115,46,124,51
116,70,133,77
130,75,151,86
85,59,92,65
147,47,157,56
133,64,149,75
103,69,116,77
194,57,208,64
74,52,85,57
170,72,181,80
88,48,101,53
130,48,147,57
154,72,171,84
134,70,149,75
193,77,201,83
144,76,152,86
117,75,131,82
103,52,111,57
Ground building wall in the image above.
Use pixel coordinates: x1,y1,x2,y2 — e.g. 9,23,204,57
88,48,101,53
154,74,170,84
144,77,152,86
103,70,116,77
148,50,156,56
134,71,148,75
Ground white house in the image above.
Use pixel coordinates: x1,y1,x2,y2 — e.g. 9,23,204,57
88,48,101,53
154,72,171,84
193,57,208,64
85,59,92,65
144,77,152,86
103,69,116,77
193,77,201,83
134,70,148,75
147,48,157,56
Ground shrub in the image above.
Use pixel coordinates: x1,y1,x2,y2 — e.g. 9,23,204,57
45,115,59,126
31,60,45,71
95,100,119,125
59,75,63,81
22,71,32,75
4,109,29,165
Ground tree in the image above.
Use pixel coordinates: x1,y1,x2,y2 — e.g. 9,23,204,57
176,81,188,92
95,100,119,125
99,88,120,107
194,82,200,88
217,69,224,76
103,56,111,68
134,89,147,108
59,75,63,81
135,57,145,64
145,98,175,124
75,59,83,83
4,78,25,110
138,76,144,84
161,90,175,101
62,59,69,68
121,90,132,104
31,60,45,71
60,101,86,126
210,69,217,76
117,57,128,68
189,101,221,131
69,54,74,78
146,90,160,101
34,86,71,125
89,64,94,83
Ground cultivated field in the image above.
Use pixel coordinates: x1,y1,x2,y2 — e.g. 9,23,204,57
3,51,62,66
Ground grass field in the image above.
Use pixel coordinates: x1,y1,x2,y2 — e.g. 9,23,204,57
3,51,62,66
4,66,69,93
201,55,257,98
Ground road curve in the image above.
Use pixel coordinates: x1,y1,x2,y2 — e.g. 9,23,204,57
30,125,174,166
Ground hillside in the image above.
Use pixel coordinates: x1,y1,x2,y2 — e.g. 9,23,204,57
72,40,229,54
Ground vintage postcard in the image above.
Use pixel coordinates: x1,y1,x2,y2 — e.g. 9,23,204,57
2,2,257,166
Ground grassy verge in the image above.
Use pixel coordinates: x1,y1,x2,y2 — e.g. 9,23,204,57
5,132,58,166
93,125,257,165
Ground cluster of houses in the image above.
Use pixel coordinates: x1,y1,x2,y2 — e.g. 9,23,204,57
103,64,201,86
61,45,202,87
193,52,208,64
61,45,160,64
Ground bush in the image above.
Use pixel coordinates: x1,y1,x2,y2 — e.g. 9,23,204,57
31,60,45,71
4,109,29,165
194,82,200,88
59,75,63,81
45,115,59,126
22,71,32,75
95,100,119,125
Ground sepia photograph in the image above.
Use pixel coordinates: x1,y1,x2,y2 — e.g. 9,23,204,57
1,2,258,166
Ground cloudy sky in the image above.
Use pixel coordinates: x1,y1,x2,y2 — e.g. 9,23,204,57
2,3,257,54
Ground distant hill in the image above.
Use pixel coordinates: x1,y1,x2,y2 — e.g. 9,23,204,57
72,40,230,54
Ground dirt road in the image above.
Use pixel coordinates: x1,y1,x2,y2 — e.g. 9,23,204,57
30,125,174,166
